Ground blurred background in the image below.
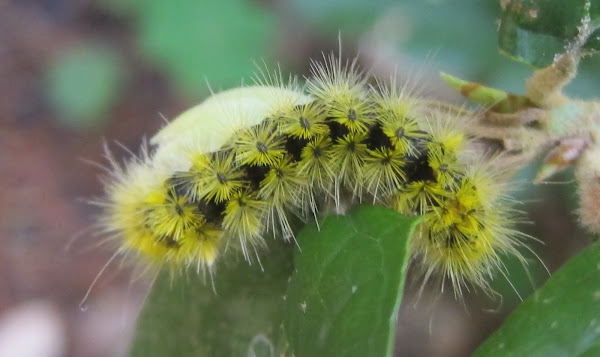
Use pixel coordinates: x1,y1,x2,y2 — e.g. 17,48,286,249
1,0,598,356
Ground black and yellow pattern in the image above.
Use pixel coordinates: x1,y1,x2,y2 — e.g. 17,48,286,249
99,57,526,295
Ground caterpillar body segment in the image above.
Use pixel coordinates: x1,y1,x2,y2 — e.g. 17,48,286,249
99,59,527,295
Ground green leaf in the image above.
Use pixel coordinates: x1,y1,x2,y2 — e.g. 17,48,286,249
498,0,600,68
129,240,294,357
129,206,418,356
45,44,125,130
284,205,420,357
474,241,600,357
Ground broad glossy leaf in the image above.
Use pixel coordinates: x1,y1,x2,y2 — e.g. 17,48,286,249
498,0,600,67
129,240,294,357
474,241,600,356
284,205,420,357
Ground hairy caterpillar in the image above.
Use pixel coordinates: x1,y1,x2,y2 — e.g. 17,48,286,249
96,55,529,296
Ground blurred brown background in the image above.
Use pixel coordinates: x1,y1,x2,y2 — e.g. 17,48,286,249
0,0,596,356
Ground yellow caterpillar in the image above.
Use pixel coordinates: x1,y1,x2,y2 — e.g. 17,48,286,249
97,57,527,296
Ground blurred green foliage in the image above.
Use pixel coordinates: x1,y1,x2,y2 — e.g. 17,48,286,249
285,0,398,35
101,0,275,95
287,0,599,97
45,44,124,130
45,0,600,130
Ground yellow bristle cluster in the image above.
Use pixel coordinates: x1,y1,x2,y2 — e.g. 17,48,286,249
100,155,223,272
259,155,307,239
308,56,371,135
298,135,336,193
330,131,368,195
363,147,407,198
232,121,285,167
413,166,524,296
279,101,329,140
97,55,529,296
222,190,266,259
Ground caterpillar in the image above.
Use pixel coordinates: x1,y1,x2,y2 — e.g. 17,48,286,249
97,55,528,296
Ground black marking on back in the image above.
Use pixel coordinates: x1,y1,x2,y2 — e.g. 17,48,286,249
325,120,349,141
244,164,270,190
285,136,309,162
365,123,392,150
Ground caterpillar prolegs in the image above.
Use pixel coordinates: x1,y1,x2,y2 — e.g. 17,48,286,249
98,57,528,295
